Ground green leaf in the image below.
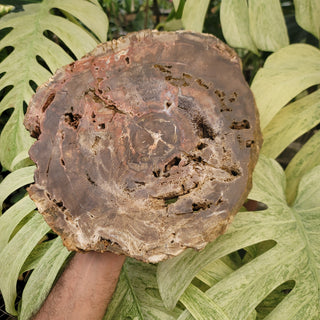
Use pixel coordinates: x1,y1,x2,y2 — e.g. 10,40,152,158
248,0,289,52
261,89,320,158
173,0,180,11
220,0,258,54
251,44,320,129
179,284,229,320
158,156,320,319
19,237,72,320
180,0,210,32
0,165,35,210
0,196,36,251
285,130,320,205
104,258,182,320
196,258,234,287
0,213,50,315
0,4,14,17
0,0,108,170
20,239,54,274
294,0,320,39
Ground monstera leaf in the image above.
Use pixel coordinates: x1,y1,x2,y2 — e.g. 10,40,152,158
157,155,320,319
0,0,108,171
220,0,289,53
0,166,72,318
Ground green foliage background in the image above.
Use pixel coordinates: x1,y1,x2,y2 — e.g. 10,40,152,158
0,0,319,319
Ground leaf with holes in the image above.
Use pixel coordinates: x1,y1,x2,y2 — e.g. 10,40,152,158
261,89,320,159
104,258,183,320
19,237,72,320
0,0,108,171
251,44,320,130
158,155,320,319
0,213,51,315
285,130,320,205
0,162,72,318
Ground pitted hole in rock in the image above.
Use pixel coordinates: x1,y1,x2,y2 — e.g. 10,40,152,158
221,166,241,178
125,57,130,64
91,111,96,123
196,78,209,89
153,169,161,178
194,116,215,140
192,202,212,212
42,93,56,112
182,72,192,79
246,140,255,148
165,75,189,87
86,173,96,186
231,169,240,177
64,113,82,129
52,199,66,212
215,89,225,100
220,107,232,113
92,136,101,151
153,64,172,74
60,158,65,166
196,142,208,150
216,197,223,206
98,123,105,129
165,196,179,205
230,120,250,130
164,156,181,172
166,101,172,108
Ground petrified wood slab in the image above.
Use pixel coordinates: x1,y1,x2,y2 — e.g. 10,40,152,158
24,30,262,263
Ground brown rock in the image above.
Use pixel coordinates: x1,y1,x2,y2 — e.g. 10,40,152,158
24,30,262,263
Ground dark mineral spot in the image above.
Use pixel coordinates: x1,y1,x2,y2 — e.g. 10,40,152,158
230,120,250,130
42,93,55,112
64,113,82,129
125,57,130,64
60,158,65,166
166,101,172,108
